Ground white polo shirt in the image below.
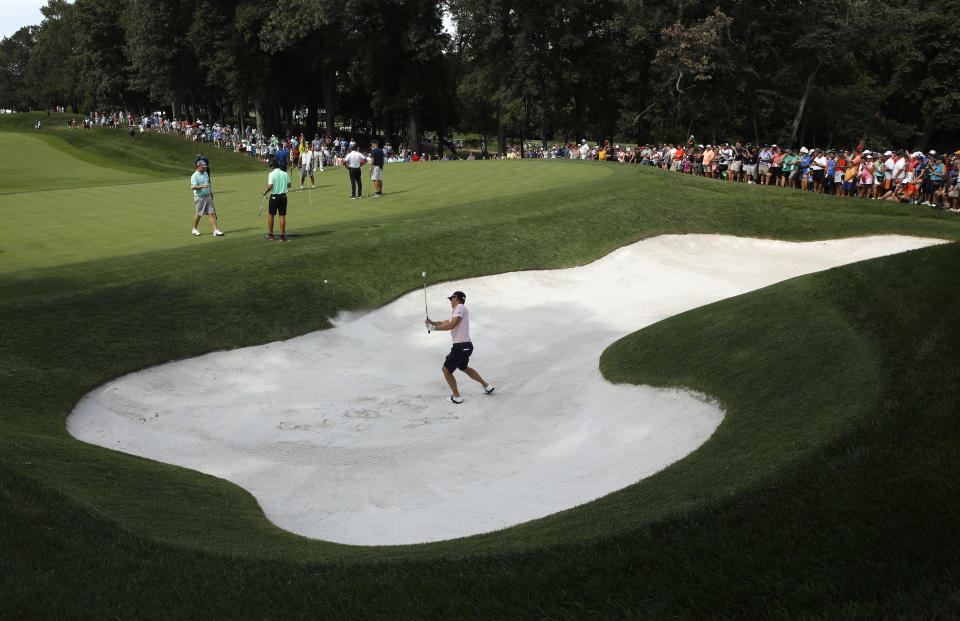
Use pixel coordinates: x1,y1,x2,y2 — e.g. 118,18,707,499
450,304,470,343
344,150,365,169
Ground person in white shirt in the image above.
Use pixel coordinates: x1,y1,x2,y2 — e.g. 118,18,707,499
343,145,366,198
810,150,827,193
892,152,907,186
299,148,315,190
425,291,494,404
883,151,896,192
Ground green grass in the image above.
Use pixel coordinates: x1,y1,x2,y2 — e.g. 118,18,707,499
3,112,960,616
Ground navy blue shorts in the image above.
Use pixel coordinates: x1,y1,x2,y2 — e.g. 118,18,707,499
444,342,473,373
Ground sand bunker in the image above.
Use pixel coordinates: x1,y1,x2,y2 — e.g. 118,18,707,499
67,234,943,545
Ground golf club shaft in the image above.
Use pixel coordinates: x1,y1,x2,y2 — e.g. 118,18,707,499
422,273,430,333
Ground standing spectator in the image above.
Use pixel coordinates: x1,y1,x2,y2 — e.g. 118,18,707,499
759,145,774,184
344,145,366,199
369,139,385,197
743,145,758,184
810,149,827,193
274,142,290,170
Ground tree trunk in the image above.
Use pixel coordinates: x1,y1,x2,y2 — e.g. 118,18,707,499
790,62,820,143
574,91,585,142
497,100,506,155
305,105,318,138
322,70,336,138
539,87,547,148
407,109,420,154
920,115,935,153
383,114,394,149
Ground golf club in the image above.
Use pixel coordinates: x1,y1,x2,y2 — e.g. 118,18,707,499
422,271,431,333
258,194,265,217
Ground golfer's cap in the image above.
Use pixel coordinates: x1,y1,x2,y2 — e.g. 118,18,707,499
196,160,207,168
448,291,466,302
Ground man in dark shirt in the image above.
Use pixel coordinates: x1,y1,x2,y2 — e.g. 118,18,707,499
370,139,385,197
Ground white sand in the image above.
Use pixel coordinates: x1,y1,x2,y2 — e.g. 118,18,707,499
67,234,943,545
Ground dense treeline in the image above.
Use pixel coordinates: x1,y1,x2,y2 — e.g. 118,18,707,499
2,0,958,153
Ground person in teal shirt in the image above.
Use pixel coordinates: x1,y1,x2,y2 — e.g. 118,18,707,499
262,158,291,241
190,161,222,236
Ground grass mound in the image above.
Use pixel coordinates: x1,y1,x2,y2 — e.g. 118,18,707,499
0,113,262,192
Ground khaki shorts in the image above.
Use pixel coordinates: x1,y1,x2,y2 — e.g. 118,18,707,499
729,160,742,172
370,165,383,181
194,195,215,216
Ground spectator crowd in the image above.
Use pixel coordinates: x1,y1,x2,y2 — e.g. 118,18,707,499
64,110,960,212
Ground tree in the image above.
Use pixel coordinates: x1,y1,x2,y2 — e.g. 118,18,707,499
24,0,81,111
0,27,36,111
73,0,136,112
650,7,732,138
124,0,198,117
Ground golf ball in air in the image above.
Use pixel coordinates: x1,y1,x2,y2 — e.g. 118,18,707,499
323,280,328,283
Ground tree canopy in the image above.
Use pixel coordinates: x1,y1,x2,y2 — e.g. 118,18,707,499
2,0,958,152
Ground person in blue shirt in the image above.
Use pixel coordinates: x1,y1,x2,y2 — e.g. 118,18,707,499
274,144,290,170
759,146,774,184
825,151,836,195
925,154,945,207
799,152,812,191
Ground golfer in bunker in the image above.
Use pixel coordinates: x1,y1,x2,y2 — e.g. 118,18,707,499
426,291,495,403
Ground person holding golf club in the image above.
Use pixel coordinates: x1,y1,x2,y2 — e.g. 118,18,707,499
263,157,291,241
425,290,494,404
190,160,223,236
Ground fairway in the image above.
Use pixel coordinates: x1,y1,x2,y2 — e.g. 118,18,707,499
0,151,611,274
4,119,960,617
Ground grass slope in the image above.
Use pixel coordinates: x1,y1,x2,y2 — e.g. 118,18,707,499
2,114,960,616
